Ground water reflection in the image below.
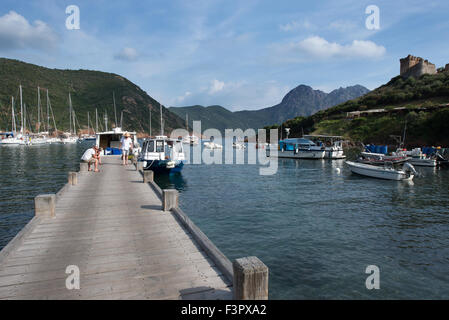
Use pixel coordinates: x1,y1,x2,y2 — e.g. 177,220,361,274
155,172,187,191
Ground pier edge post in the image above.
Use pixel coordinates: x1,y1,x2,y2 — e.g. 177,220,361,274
34,194,56,218
143,170,154,183
233,256,269,300
68,172,77,185
79,162,88,172
136,161,144,171
163,189,178,211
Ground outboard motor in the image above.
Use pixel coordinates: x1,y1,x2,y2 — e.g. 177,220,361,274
403,162,417,176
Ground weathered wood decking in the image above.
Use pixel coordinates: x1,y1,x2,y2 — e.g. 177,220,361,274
0,156,233,299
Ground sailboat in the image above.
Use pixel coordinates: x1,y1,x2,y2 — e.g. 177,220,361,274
0,95,26,145
182,114,199,146
44,89,61,144
60,93,79,144
80,112,96,141
29,86,50,145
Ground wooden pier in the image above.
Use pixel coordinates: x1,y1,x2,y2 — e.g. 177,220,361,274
0,156,268,300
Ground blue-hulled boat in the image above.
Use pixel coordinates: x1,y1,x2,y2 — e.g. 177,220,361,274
267,137,326,159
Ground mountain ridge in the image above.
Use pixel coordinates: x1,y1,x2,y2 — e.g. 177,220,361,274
170,84,370,132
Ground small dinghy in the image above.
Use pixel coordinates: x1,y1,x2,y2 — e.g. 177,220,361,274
346,161,417,181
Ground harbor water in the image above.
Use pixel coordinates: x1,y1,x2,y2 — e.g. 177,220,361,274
1,142,449,299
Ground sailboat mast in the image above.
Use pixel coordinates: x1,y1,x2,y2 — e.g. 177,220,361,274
24,103,27,133
11,97,16,133
402,121,407,148
37,87,41,133
120,111,123,128
68,93,72,134
46,90,50,132
20,85,23,134
88,112,90,135
113,92,117,128
160,103,163,136
149,109,152,137
104,111,108,132
72,110,76,135
186,113,189,134
96,108,98,133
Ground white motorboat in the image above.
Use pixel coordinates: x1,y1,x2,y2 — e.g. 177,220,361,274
346,161,417,181
399,148,436,167
204,141,223,149
267,137,325,159
304,135,346,159
139,135,185,173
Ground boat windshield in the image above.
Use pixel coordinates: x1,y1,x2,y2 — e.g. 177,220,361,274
143,140,155,153
156,140,164,153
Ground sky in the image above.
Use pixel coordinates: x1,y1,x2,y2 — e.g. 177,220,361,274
0,0,448,111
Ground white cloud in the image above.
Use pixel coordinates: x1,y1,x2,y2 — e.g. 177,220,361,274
272,36,386,62
114,47,139,61
208,79,225,94
280,20,313,32
175,91,192,103
172,80,290,110
329,20,357,32
0,11,58,51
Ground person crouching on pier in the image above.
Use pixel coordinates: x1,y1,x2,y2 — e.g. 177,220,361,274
81,145,100,172
96,147,103,166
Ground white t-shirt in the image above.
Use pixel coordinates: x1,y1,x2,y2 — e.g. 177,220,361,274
121,137,132,151
81,148,95,161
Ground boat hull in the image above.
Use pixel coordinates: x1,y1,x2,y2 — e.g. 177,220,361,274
267,149,325,159
408,158,437,167
325,148,346,159
143,160,184,173
346,161,413,181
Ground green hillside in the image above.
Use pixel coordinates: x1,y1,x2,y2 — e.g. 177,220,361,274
266,72,449,147
0,58,185,134
169,105,269,132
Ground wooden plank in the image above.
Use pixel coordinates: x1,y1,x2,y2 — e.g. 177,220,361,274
0,156,234,300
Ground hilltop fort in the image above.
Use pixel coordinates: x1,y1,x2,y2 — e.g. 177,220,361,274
400,55,437,78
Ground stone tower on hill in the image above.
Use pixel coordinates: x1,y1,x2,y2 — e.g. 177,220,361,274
400,55,437,78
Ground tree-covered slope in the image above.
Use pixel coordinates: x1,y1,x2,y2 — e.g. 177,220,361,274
267,72,449,147
0,58,185,134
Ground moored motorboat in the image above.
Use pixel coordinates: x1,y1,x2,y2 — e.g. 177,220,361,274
96,127,140,157
267,137,325,159
304,135,346,159
139,135,185,173
346,161,417,181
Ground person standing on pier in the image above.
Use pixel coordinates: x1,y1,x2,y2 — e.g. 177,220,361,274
120,132,133,165
81,145,100,172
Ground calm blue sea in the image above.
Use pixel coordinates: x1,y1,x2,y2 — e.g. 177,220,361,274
1,141,449,299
